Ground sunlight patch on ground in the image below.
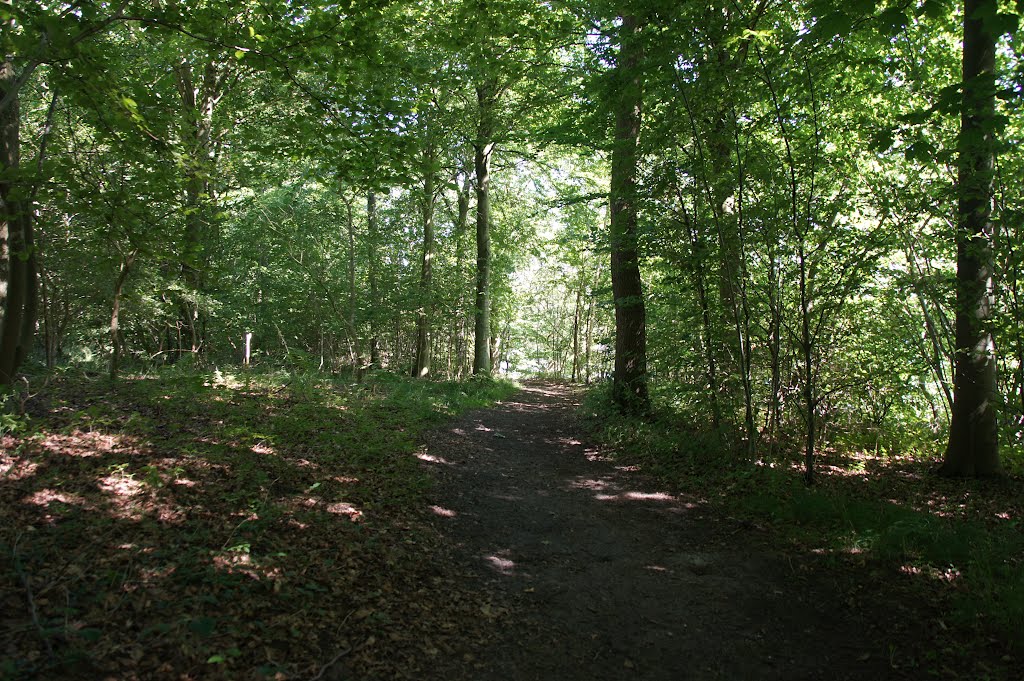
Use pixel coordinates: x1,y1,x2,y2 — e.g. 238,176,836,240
280,495,364,522
24,489,91,513
506,402,548,413
326,501,364,521
97,474,186,523
519,385,567,398
429,505,457,518
595,491,674,503
41,431,137,457
211,550,284,583
251,441,276,455
98,473,145,499
899,564,963,583
624,491,674,501
571,477,614,491
415,448,452,465
484,553,516,575
1,456,38,481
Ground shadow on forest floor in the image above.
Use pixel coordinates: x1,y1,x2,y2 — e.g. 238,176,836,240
0,370,516,680
2,375,1021,680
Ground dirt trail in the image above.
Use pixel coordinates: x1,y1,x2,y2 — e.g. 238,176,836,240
420,382,927,681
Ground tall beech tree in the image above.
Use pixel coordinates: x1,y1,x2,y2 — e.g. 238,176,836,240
609,13,649,413
0,57,33,385
472,80,496,374
941,0,1002,476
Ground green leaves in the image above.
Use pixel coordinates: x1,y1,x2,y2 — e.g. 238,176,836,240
876,6,907,33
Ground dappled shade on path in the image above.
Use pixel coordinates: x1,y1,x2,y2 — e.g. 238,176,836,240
422,383,936,681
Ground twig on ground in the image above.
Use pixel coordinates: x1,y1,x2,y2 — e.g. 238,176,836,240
308,645,353,681
307,609,358,681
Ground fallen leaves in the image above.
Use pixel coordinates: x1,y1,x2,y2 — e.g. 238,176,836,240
0,373,513,680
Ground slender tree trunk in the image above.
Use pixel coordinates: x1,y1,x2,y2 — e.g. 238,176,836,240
413,145,436,378
609,14,649,413
681,201,721,432
488,297,500,372
798,240,816,485
941,0,1001,476
904,243,954,412
728,119,757,458
344,194,361,374
454,174,471,378
110,249,137,382
473,83,496,375
571,283,582,382
366,190,381,369
766,246,783,457
40,263,53,368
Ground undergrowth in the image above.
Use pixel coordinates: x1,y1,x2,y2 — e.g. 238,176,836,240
581,382,1024,661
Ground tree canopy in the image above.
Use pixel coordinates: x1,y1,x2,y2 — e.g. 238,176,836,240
2,0,1023,480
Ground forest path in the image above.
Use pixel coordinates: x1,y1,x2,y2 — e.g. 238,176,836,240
420,382,920,681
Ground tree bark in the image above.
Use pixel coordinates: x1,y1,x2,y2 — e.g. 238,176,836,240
571,283,582,382
454,173,472,378
0,57,30,386
941,0,1001,476
366,191,381,369
473,83,496,375
413,145,436,378
344,193,361,374
174,58,227,357
109,249,137,382
609,14,649,414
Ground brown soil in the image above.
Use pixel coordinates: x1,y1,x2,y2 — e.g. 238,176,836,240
419,382,946,681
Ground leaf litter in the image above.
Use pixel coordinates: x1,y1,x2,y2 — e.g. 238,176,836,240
0,372,515,680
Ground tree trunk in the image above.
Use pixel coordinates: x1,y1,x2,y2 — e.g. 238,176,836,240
344,193,361,374
174,59,227,358
473,83,496,375
413,145,436,378
941,0,1001,477
571,283,582,382
454,173,472,378
366,190,381,369
681,201,721,433
488,296,500,373
109,249,137,382
799,239,816,485
609,14,649,414
0,57,30,385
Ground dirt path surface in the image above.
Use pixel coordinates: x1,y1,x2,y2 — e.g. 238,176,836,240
420,383,932,681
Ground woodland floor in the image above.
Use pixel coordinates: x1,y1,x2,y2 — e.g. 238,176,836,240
1,376,1018,680
420,382,1015,681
